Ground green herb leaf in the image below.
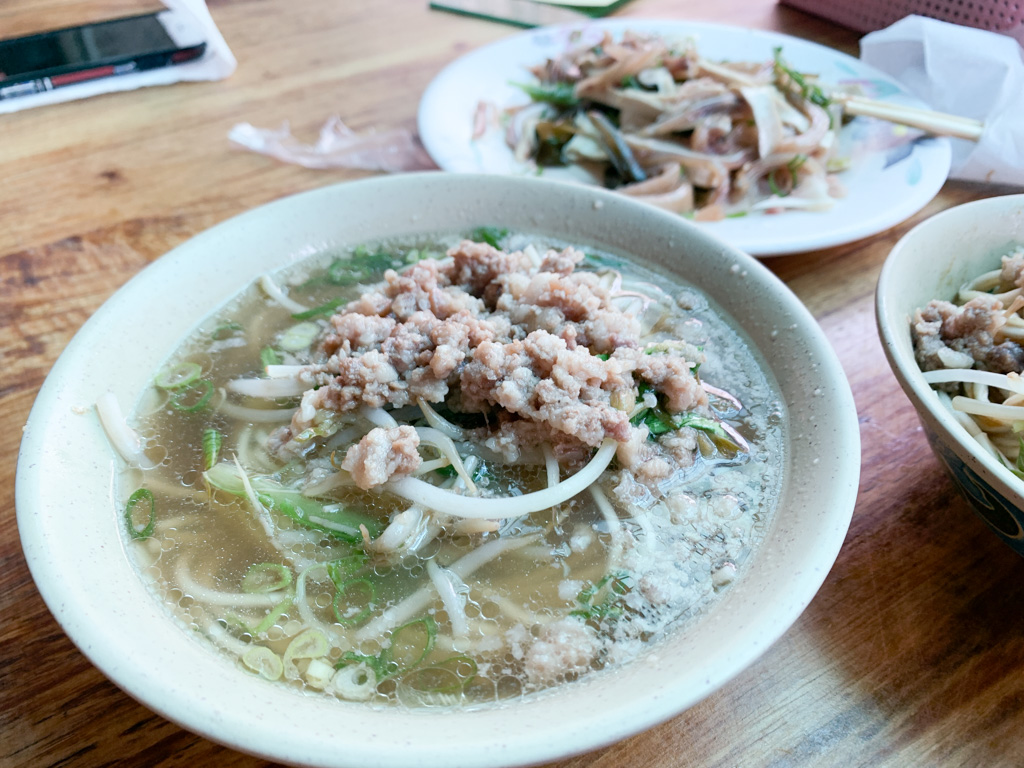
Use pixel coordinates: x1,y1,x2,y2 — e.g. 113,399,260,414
468,226,509,248
511,80,579,107
202,428,223,470
260,346,282,367
772,47,831,107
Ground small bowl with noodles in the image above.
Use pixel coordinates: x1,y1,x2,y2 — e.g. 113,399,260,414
877,193,1024,556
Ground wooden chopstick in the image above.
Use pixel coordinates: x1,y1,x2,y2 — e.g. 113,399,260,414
837,94,985,141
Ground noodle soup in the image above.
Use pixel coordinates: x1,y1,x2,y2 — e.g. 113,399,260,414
108,229,784,708
911,245,1024,475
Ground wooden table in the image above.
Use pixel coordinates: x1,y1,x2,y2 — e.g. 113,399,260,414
3,1,1023,766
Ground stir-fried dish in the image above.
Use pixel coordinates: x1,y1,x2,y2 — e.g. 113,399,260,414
912,246,1024,476
100,230,783,707
490,30,848,220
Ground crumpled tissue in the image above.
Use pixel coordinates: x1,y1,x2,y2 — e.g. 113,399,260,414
0,0,235,115
861,15,1024,186
228,116,439,173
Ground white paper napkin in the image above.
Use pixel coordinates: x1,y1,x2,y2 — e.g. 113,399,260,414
0,0,235,115
861,15,1024,186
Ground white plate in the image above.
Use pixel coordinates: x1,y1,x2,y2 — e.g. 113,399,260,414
418,19,952,256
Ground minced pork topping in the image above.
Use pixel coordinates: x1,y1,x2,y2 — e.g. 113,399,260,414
276,240,710,490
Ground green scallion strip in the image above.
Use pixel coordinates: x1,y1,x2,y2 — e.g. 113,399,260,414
154,362,202,390
202,428,223,471
241,562,293,593
211,322,243,340
170,379,214,412
338,616,437,680
332,578,375,626
277,321,320,352
468,226,509,249
124,488,155,540
386,616,437,675
327,553,369,585
510,81,578,108
291,297,346,321
251,597,293,635
260,346,282,367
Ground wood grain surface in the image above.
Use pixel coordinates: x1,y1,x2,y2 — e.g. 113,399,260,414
2,1,1023,767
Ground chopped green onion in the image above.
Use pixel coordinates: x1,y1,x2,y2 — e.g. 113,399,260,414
571,571,630,621
124,488,155,540
385,616,437,677
1017,438,1024,474
202,428,223,471
211,322,243,340
154,362,202,390
675,413,730,440
170,379,214,412
263,492,383,542
510,80,579,107
595,353,610,361
772,47,831,107
203,462,384,542
277,321,320,352
242,645,284,680
327,553,369,584
291,297,346,321
241,562,293,593
250,597,293,636
337,616,438,680
767,169,788,198
332,578,375,626
260,346,282,367
468,226,509,249
283,628,330,675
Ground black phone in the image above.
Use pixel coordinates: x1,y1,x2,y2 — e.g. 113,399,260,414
0,10,207,100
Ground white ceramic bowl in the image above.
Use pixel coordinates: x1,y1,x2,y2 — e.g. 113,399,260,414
877,193,1024,557
16,174,859,767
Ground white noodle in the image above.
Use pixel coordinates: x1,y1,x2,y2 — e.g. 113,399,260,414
414,426,477,494
355,535,538,642
218,401,296,423
417,398,467,441
264,364,307,378
260,274,308,313
951,396,1024,423
294,563,348,646
427,559,469,638
95,392,156,469
227,376,307,398
542,443,560,489
385,439,618,519
589,485,625,575
175,557,286,608
924,368,1024,395
233,455,275,537
360,405,398,429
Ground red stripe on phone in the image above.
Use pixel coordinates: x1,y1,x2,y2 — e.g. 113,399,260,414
50,66,117,86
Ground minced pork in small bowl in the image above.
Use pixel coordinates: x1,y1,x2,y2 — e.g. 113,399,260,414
17,173,859,767
877,193,1024,557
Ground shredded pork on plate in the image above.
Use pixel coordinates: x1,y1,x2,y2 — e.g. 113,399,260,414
493,30,847,219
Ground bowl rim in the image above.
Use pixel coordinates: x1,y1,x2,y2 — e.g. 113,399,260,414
16,173,860,768
876,192,1024,497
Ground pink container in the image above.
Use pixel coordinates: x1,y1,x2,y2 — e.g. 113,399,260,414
779,0,1024,44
